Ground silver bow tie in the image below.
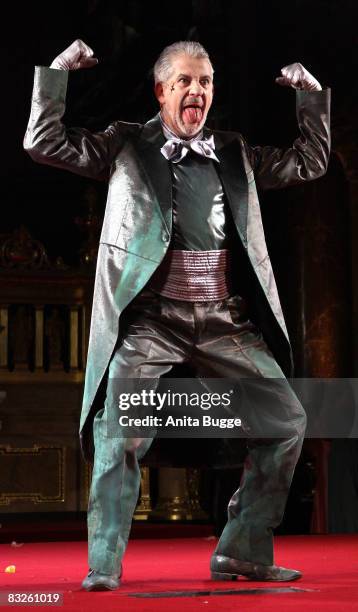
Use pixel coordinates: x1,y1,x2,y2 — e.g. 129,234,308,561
161,134,219,164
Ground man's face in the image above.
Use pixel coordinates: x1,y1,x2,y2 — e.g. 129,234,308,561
155,54,214,139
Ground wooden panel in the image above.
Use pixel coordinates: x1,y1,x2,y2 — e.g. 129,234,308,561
0,445,65,506
0,383,83,513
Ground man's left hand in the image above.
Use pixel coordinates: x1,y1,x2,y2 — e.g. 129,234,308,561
275,63,322,91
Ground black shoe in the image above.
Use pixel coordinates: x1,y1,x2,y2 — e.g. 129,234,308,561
81,568,121,591
210,554,302,582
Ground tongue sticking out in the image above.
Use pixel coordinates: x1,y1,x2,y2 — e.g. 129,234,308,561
183,106,203,124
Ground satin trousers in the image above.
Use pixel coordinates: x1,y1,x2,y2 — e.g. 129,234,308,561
87,289,306,574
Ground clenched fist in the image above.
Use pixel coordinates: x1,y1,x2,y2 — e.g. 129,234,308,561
276,63,322,91
50,39,98,70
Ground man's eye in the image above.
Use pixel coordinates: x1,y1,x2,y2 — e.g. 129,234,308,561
201,79,210,86
179,77,189,84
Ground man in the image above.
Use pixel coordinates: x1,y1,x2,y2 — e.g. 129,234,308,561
24,39,330,591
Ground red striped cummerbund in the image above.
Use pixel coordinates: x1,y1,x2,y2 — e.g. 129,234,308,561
148,249,232,301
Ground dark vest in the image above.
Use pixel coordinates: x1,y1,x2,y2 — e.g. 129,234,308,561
148,151,249,298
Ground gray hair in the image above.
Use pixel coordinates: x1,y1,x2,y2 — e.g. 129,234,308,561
153,41,213,85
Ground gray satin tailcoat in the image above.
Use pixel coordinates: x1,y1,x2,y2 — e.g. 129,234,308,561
24,67,331,460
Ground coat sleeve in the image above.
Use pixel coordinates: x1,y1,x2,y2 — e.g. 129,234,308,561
23,66,124,179
242,88,331,190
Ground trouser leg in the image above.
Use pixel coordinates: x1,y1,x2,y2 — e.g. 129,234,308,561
87,290,187,574
212,377,306,565
88,405,154,575
193,295,306,564
214,433,304,565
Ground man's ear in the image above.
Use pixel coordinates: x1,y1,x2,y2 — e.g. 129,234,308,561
155,82,165,104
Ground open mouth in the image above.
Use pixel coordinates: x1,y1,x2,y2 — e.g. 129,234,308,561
182,104,204,124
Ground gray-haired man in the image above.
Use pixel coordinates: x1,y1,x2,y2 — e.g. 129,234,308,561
24,39,330,590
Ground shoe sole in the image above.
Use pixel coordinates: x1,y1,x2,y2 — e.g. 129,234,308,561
211,571,301,582
83,584,119,591
211,571,238,581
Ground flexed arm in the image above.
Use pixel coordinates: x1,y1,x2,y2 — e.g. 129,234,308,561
243,63,330,190
24,40,122,179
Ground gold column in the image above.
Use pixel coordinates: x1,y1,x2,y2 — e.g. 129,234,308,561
150,467,207,521
0,306,8,368
134,467,152,520
69,307,79,370
34,306,44,370
81,305,87,368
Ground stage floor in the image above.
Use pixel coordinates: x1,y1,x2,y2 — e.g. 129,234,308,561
1,535,358,611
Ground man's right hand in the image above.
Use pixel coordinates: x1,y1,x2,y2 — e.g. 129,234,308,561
50,39,98,70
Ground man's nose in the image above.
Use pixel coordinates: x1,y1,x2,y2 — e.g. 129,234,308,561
188,80,203,95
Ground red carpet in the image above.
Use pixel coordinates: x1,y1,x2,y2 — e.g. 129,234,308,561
1,535,358,611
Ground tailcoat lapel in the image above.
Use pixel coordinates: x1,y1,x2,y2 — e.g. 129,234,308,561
135,114,172,234
205,127,248,249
